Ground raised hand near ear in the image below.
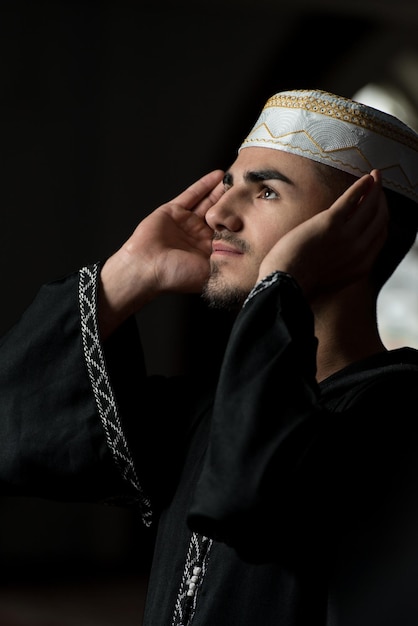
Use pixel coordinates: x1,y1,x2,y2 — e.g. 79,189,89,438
99,169,224,338
258,170,388,300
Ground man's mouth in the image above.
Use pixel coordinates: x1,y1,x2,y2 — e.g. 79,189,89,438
211,243,243,256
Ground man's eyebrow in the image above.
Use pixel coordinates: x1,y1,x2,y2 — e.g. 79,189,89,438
223,168,294,187
244,169,294,185
223,169,293,187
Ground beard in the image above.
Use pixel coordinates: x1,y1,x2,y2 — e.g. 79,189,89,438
201,262,251,312
202,232,256,311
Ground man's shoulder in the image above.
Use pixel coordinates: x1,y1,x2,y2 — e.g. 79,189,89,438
320,347,418,407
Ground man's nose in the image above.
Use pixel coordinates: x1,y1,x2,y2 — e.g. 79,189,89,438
205,192,243,232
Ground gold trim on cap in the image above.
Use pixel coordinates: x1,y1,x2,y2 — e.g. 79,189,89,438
264,90,418,152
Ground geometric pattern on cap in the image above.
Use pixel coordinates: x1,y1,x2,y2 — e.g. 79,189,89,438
240,89,418,203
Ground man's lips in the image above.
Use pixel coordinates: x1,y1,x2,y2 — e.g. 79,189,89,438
211,243,243,256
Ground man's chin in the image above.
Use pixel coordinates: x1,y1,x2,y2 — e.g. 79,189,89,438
201,278,249,312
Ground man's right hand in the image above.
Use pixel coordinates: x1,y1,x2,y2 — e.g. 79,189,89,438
98,169,224,338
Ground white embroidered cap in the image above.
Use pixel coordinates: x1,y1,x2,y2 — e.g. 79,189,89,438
239,88,418,204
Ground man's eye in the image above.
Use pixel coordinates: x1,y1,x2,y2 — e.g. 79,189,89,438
261,186,278,199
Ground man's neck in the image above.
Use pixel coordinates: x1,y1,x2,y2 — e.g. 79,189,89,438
312,287,386,383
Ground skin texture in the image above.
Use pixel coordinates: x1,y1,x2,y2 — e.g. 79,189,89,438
99,147,388,381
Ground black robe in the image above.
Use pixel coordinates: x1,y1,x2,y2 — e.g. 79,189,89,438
1,263,418,626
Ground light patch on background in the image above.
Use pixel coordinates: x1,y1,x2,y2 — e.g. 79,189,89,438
353,83,418,349
378,244,418,348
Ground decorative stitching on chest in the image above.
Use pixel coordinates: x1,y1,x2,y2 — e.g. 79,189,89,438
171,531,213,626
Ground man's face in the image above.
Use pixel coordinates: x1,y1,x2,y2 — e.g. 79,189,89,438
202,147,338,309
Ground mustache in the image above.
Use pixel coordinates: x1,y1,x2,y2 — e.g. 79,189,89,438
212,231,250,254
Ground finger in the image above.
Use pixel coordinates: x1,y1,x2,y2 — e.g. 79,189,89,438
346,170,388,233
360,185,389,251
328,171,386,245
193,179,225,218
344,172,388,256
328,173,375,224
172,170,224,211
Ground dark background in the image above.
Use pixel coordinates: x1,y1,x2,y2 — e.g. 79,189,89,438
1,1,418,624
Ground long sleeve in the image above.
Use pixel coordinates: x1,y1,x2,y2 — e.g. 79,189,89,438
0,263,151,522
188,272,418,567
187,272,320,557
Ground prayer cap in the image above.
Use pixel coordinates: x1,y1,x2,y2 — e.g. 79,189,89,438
239,88,418,204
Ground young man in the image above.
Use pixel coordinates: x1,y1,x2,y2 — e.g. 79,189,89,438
1,88,418,625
